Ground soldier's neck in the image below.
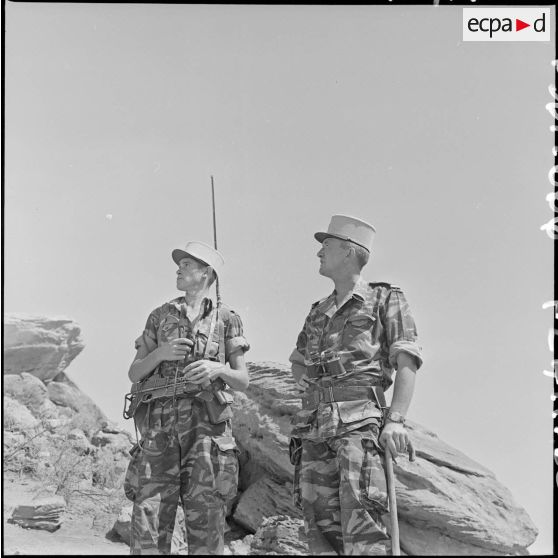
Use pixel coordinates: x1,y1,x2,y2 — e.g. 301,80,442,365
182,288,209,317
333,273,361,307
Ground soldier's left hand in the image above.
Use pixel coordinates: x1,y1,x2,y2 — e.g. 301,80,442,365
379,421,409,457
182,359,225,384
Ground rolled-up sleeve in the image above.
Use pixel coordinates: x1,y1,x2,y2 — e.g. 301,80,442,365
224,310,250,359
289,320,310,386
135,311,159,353
383,288,423,370
290,323,308,366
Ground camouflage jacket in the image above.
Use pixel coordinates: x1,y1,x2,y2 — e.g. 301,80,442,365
135,297,250,378
289,278,422,441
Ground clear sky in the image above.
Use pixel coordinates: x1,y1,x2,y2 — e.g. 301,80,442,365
3,3,554,554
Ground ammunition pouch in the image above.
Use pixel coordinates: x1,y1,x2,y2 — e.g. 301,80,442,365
204,390,235,425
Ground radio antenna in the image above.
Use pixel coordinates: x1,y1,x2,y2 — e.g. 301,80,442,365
210,175,221,307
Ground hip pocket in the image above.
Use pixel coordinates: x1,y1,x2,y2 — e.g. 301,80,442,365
211,435,239,501
361,438,388,513
139,428,170,457
123,444,141,501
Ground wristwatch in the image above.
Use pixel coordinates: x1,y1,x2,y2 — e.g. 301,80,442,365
386,410,406,425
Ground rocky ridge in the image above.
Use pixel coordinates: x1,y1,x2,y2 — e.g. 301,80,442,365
2,315,539,555
231,362,539,555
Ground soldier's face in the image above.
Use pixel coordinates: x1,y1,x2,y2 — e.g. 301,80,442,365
317,238,349,278
176,257,208,291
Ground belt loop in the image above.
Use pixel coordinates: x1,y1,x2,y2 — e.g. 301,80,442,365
328,385,334,403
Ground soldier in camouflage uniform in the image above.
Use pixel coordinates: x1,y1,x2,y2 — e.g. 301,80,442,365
289,215,423,555
124,241,250,555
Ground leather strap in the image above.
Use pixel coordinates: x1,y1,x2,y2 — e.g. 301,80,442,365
203,306,218,360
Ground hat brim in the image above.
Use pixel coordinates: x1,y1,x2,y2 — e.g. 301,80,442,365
314,232,346,243
171,249,210,268
314,232,370,252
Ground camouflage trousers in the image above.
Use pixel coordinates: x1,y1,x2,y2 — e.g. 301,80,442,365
124,396,238,555
299,425,391,556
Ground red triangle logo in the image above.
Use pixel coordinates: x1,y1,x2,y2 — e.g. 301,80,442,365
516,19,530,31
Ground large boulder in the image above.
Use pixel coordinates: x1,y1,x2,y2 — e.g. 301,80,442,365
3,395,41,432
4,373,49,415
233,476,299,532
47,381,107,427
248,515,309,555
3,314,84,382
389,421,538,555
233,362,539,556
232,362,300,484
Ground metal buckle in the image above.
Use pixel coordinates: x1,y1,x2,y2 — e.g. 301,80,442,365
123,393,134,420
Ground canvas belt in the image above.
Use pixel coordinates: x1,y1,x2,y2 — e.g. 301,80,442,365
301,384,386,410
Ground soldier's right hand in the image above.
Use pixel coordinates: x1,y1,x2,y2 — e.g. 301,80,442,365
157,338,194,361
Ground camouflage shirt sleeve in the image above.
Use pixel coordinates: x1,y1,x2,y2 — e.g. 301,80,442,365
134,308,160,353
289,313,310,367
382,288,423,370
224,309,250,359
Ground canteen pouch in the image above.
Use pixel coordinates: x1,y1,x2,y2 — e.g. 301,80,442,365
204,391,235,425
289,437,303,511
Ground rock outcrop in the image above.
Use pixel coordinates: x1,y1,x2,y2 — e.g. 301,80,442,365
233,476,299,532
3,313,132,541
4,314,85,382
2,315,540,555
248,515,309,555
233,362,539,555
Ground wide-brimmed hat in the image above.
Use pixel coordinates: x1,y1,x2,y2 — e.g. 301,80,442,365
171,241,225,277
314,214,376,252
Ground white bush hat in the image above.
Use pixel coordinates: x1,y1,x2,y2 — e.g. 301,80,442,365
171,241,225,277
314,214,376,252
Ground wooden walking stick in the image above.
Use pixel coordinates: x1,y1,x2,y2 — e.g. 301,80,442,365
385,440,416,556
384,446,401,556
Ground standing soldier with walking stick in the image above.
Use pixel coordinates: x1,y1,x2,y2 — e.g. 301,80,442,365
289,214,423,555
